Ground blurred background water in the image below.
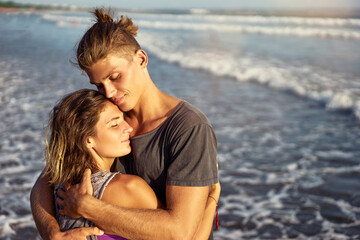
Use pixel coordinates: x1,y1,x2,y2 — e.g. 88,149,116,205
0,8,360,240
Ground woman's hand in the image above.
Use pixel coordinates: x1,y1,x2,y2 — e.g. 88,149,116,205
209,181,221,204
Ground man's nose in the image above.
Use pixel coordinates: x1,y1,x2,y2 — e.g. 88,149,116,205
104,82,115,99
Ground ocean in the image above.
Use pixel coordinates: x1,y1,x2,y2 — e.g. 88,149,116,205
0,8,360,239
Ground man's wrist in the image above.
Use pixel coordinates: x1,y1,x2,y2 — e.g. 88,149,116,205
78,194,96,219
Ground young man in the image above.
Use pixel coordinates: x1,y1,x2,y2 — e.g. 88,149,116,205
30,9,218,240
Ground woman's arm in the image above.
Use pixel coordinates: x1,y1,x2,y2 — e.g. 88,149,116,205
194,182,221,239
101,174,163,209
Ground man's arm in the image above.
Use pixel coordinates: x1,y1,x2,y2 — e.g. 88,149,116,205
57,178,209,240
30,172,104,240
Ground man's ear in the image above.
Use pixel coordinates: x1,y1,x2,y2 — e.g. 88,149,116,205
85,136,95,149
134,49,148,68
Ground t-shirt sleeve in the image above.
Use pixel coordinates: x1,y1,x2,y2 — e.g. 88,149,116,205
166,123,218,186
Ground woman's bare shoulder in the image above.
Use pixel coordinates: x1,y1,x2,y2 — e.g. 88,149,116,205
101,174,159,209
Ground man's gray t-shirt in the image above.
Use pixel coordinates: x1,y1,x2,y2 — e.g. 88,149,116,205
112,101,218,205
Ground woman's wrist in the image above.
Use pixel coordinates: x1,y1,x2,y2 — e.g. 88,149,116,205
208,194,219,230
208,195,218,204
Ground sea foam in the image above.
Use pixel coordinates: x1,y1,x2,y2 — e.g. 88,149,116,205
38,12,360,119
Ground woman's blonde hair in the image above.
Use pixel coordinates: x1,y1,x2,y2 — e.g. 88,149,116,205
76,8,140,70
44,89,110,186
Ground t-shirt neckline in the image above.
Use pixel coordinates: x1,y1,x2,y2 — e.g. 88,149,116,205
131,101,185,140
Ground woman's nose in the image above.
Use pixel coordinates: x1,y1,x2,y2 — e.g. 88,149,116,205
124,122,133,134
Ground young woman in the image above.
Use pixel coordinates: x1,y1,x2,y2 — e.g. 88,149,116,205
43,89,220,240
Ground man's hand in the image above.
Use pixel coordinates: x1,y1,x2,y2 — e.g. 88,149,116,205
56,169,93,218
52,227,104,240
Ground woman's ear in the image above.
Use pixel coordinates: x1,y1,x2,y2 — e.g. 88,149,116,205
85,136,95,149
135,49,148,68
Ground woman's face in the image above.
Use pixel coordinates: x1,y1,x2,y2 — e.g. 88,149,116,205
88,101,133,160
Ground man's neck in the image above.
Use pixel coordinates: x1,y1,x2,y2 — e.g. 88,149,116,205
125,86,181,137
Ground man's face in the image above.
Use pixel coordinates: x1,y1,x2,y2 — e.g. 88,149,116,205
86,53,144,112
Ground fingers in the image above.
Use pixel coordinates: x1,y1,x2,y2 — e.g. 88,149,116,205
65,182,71,191
58,208,82,219
78,227,104,236
209,182,221,201
57,188,66,199
81,168,92,186
80,168,94,196
56,197,64,207
58,209,65,215
210,182,220,191
63,227,104,239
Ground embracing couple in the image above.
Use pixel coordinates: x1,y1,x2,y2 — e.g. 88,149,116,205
30,8,219,240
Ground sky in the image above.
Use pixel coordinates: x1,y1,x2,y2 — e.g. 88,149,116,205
9,0,360,10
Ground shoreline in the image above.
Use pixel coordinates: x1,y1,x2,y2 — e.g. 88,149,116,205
0,7,24,12
1,3,360,18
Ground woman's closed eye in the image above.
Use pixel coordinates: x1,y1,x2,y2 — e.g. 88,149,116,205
110,118,122,127
107,116,123,128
